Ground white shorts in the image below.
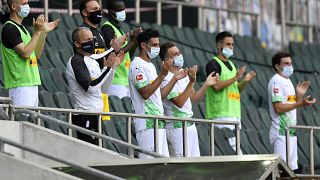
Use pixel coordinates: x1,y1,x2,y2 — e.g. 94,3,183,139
213,117,241,130
166,123,200,157
106,85,130,98
136,129,169,159
272,135,298,170
9,86,38,107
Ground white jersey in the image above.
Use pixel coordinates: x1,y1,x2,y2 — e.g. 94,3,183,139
268,74,297,142
129,57,164,132
66,53,114,111
161,71,193,128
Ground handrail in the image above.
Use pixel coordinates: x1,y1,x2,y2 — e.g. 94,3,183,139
286,125,320,175
13,109,165,158
0,104,239,125
0,136,124,180
0,102,241,158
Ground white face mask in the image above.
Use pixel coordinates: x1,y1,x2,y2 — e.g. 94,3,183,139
17,4,30,18
146,46,160,59
173,54,184,67
222,47,233,58
115,10,126,22
281,66,294,77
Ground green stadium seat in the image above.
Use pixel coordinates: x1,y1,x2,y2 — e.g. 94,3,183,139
0,63,4,86
39,69,61,93
173,26,190,45
52,92,72,109
72,14,83,27
67,93,75,108
0,107,8,120
61,14,78,30
121,96,133,113
46,49,66,70
246,107,265,130
246,129,269,154
49,68,69,93
38,90,67,134
38,53,54,69
140,22,152,30
241,107,255,129
192,103,203,119
258,130,273,153
240,129,257,154
162,24,177,41
214,127,235,155
183,27,203,49
196,123,222,156
257,108,272,130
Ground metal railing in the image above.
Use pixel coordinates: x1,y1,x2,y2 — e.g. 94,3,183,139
135,0,260,37
286,125,320,175
0,103,241,158
0,136,124,180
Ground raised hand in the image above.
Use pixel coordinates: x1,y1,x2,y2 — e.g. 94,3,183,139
302,95,316,106
188,65,198,83
235,66,246,80
33,14,45,32
43,16,60,33
110,34,126,52
104,51,125,68
296,81,310,97
205,71,220,86
160,59,173,76
174,68,188,81
244,71,256,82
130,27,143,43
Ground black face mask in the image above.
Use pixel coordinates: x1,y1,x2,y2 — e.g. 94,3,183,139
88,10,102,24
80,40,94,54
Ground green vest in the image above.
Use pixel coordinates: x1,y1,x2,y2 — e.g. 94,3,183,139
102,21,130,86
1,21,40,89
206,56,241,119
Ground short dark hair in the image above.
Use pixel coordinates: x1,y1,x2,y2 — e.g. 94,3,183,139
159,42,176,61
272,52,291,71
137,28,160,49
215,31,233,44
79,0,95,17
107,0,123,10
7,0,17,10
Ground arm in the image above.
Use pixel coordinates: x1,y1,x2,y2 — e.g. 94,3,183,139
238,71,256,92
138,72,166,100
34,31,47,59
14,30,42,59
160,69,187,99
171,82,194,108
191,71,220,102
136,59,172,100
273,96,316,113
273,101,303,113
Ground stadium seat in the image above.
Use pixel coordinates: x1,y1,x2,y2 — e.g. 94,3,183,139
240,107,255,129
52,92,72,109
67,93,75,109
214,127,236,155
121,96,133,113
0,107,8,120
0,87,8,97
39,90,67,134
38,53,54,69
39,69,61,93
0,63,4,86
246,107,266,130
258,130,273,153
45,49,66,70
49,68,69,93
196,123,222,156
240,129,257,154
246,129,269,154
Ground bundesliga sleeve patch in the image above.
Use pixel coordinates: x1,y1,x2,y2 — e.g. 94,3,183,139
273,88,279,94
136,74,144,81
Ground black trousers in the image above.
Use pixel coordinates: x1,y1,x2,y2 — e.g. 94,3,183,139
72,114,99,145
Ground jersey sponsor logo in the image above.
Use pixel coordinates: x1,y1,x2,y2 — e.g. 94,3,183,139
273,88,279,94
125,60,130,69
287,95,296,102
150,80,154,84
228,92,240,101
94,48,105,54
29,56,37,66
136,74,143,81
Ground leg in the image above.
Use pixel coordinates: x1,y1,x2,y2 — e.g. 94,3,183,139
72,114,99,145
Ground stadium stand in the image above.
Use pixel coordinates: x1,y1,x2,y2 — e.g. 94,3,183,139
1,11,320,176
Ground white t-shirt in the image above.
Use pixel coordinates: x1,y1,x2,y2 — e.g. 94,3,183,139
129,57,164,132
268,73,297,142
161,71,193,128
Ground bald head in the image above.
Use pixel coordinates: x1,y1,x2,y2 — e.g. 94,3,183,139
72,27,93,53
8,0,28,11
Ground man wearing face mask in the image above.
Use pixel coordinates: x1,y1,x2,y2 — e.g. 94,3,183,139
129,29,181,158
159,42,220,157
66,27,124,145
205,31,256,152
101,0,142,98
268,52,316,171
1,0,59,107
